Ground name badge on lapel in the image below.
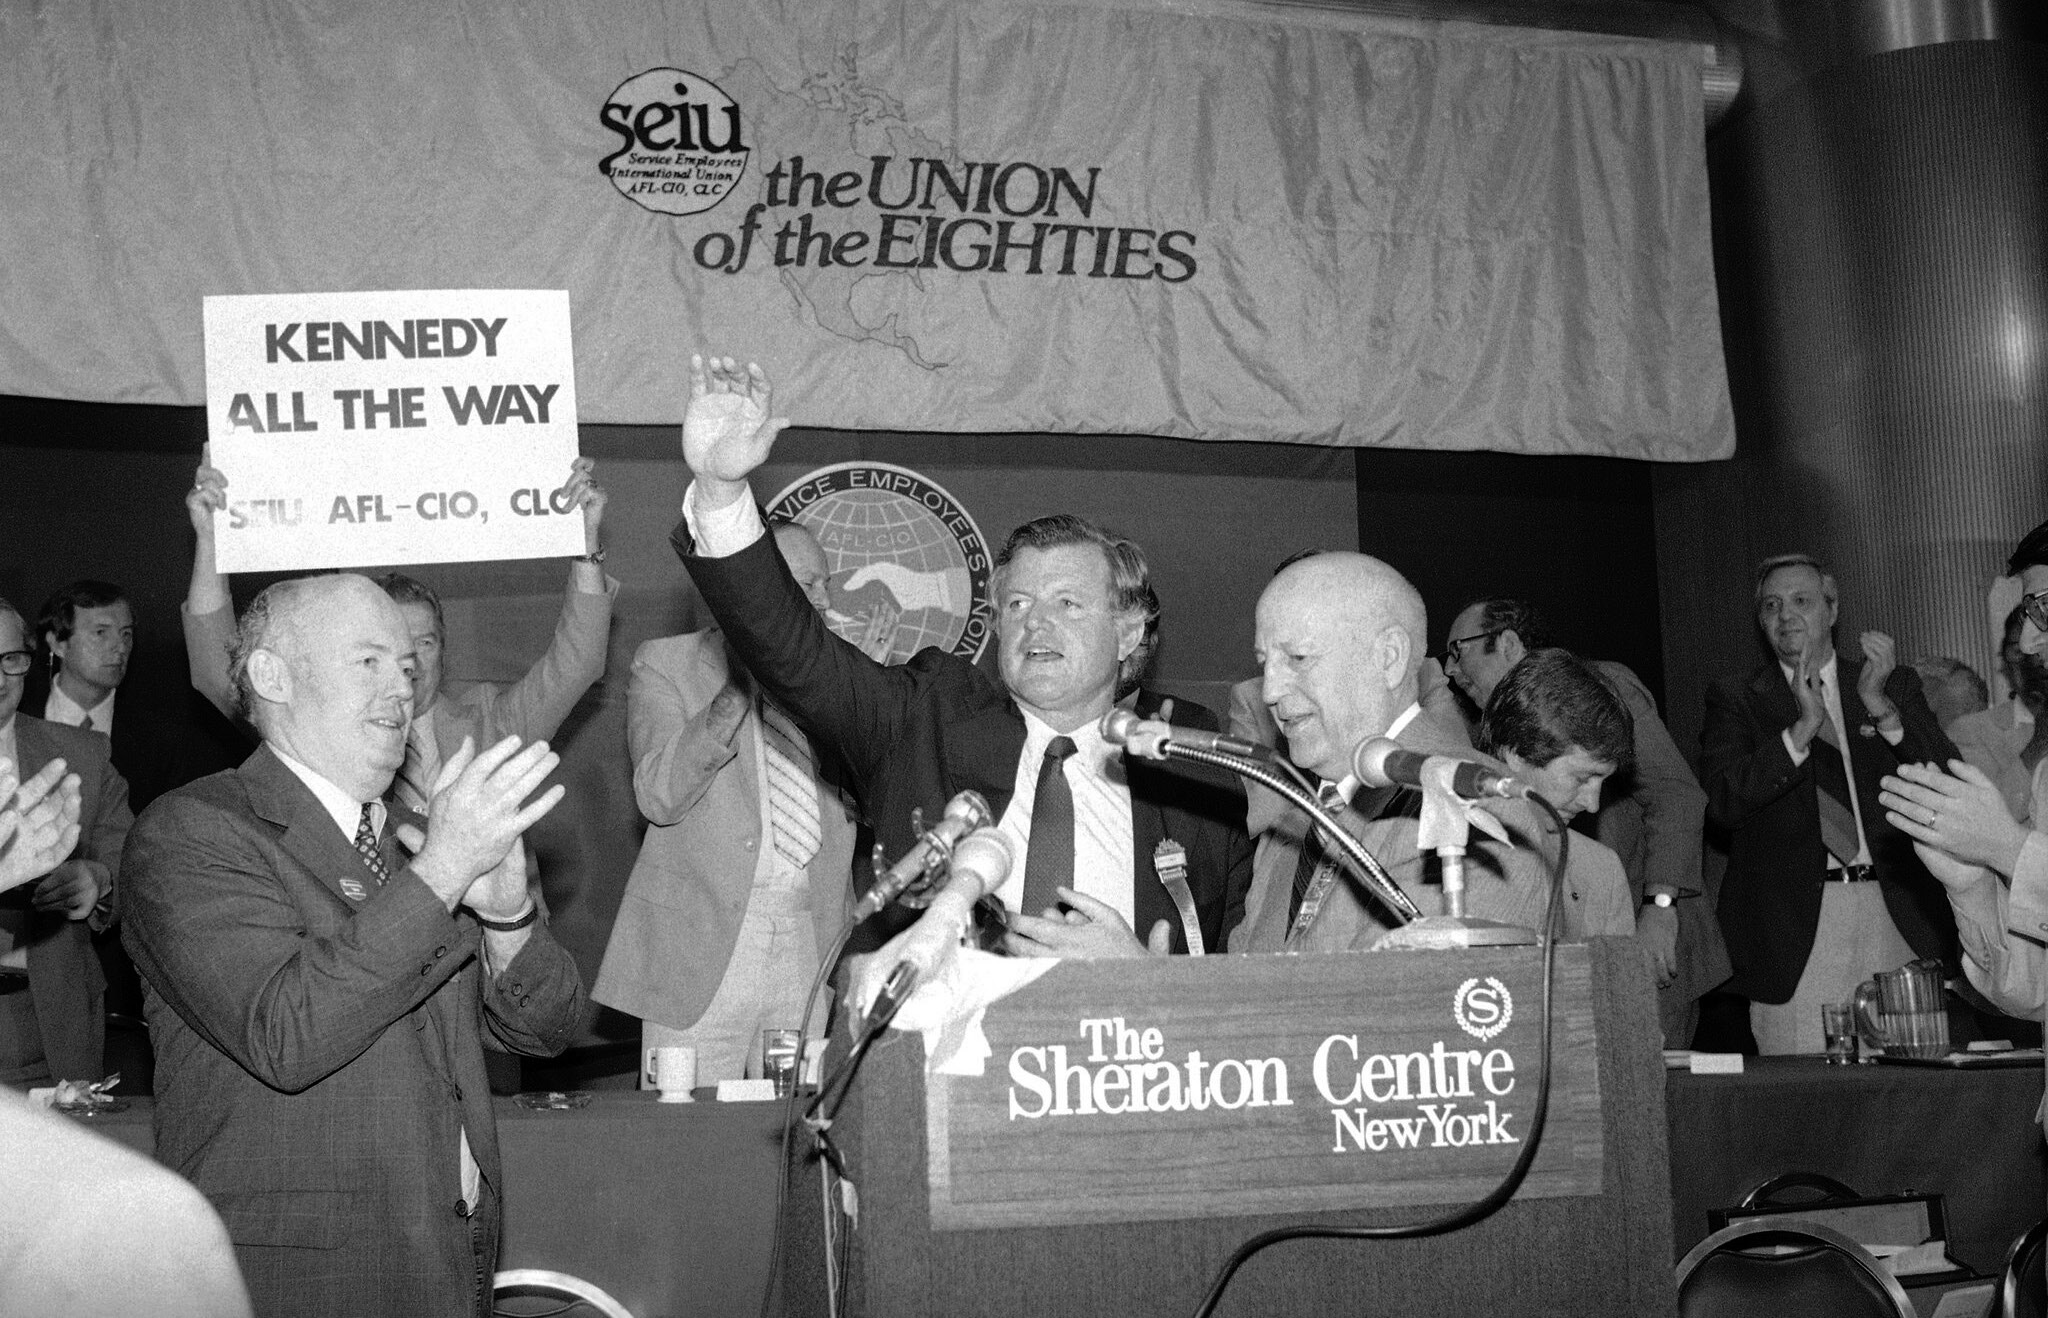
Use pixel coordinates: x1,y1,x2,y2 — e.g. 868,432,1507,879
1152,839,1202,956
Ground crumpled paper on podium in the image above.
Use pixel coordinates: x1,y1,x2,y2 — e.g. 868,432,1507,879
890,948,1057,1077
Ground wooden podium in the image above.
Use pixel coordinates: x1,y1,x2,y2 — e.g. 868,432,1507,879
787,938,1676,1317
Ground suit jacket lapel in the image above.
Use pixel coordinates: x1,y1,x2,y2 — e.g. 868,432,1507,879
11,715,55,778
1751,663,1803,739
956,701,1028,821
1125,779,1172,938
241,747,381,910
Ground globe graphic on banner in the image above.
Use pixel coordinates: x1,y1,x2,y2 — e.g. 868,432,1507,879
767,463,993,664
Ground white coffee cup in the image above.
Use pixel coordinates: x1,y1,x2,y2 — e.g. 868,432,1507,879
643,1045,697,1102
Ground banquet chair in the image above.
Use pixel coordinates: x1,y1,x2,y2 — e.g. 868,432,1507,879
491,1269,636,1318
1741,1171,1863,1209
1996,1217,2047,1318
1676,1219,1916,1318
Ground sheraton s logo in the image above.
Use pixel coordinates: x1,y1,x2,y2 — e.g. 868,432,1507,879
1453,977,1512,1042
599,68,749,215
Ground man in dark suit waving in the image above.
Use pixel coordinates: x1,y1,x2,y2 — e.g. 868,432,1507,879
122,573,584,1317
672,355,1249,957
1702,553,1957,1054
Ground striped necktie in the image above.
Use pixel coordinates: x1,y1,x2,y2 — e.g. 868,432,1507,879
395,718,440,816
352,803,389,888
757,696,822,870
1808,679,1863,866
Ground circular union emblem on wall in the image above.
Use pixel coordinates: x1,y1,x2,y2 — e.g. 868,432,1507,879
767,462,993,665
1452,976,1513,1042
599,68,749,216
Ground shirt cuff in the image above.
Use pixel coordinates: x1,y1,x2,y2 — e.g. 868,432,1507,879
1781,728,1810,766
1879,724,1904,746
682,481,766,557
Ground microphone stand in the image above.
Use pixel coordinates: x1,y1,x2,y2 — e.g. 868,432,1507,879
1142,742,1424,926
1371,759,1537,950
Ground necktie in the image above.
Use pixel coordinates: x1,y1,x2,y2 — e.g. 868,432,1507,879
352,803,390,887
76,710,95,733
758,696,822,870
395,719,440,815
1020,736,1078,916
1289,780,1349,926
1808,677,1863,866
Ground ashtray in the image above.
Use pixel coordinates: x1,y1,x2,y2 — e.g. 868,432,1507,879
513,1090,592,1111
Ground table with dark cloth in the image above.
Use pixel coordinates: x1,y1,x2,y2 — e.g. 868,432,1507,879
74,1090,809,1318
1666,1056,2046,1273
57,1053,2047,1315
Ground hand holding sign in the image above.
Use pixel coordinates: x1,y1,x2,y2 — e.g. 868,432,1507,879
204,289,582,571
558,455,607,556
683,353,787,509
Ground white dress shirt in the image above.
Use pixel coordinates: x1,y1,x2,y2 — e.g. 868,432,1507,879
994,708,1136,925
42,685,113,737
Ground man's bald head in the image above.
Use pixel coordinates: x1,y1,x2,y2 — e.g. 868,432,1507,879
1254,552,1428,781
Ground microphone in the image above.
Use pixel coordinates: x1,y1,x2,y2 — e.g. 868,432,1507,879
850,790,993,922
1099,708,1275,762
862,826,1015,1022
1351,737,1530,800
943,827,1015,904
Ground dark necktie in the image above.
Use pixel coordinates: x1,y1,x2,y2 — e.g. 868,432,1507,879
352,803,390,887
1020,736,1077,916
1289,780,1349,926
1808,679,1862,865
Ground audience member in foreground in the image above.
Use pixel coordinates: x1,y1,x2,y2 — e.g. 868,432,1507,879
1443,599,1723,1043
1229,554,1629,952
1703,554,1957,1055
0,597,130,1086
0,755,84,899
183,455,615,814
595,520,860,1084
0,763,250,1318
672,354,1249,958
122,574,585,1318
1881,520,2048,1129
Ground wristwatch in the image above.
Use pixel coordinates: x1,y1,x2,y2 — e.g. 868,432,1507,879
572,547,607,565
1645,892,1676,909
476,901,540,932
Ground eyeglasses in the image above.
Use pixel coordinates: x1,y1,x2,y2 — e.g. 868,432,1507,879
1443,630,1501,665
0,650,30,677
2024,591,2048,632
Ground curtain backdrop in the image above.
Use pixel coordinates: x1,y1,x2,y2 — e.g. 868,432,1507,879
0,0,1731,458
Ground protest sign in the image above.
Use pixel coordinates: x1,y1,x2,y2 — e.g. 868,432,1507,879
202,288,585,572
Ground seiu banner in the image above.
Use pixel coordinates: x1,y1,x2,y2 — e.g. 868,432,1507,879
0,0,1731,459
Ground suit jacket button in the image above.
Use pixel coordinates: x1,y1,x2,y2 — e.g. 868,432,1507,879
434,946,448,959
511,983,525,995
454,1198,471,1218
421,965,434,976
